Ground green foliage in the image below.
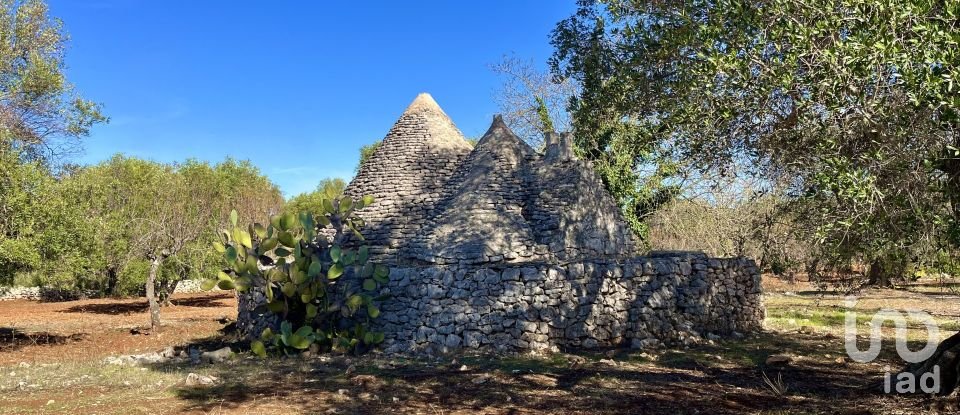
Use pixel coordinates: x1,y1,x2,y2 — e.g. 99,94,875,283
284,178,347,221
550,12,681,244
534,96,555,133
0,152,47,280
0,152,283,297
206,194,388,356
0,149,100,287
0,0,107,162
356,142,381,173
551,0,960,279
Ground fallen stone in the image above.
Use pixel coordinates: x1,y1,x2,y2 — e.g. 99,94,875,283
765,354,793,366
631,338,661,350
184,373,219,387
472,374,492,384
200,347,233,364
598,359,618,366
160,346,176,359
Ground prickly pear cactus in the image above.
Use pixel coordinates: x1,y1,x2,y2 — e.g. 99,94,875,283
203,195,389,356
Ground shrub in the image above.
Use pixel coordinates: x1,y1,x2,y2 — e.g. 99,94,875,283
204,194,388,356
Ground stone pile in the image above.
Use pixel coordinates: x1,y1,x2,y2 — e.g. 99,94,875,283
103,346,234,366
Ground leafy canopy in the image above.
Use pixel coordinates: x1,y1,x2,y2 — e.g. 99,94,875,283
551,0,960,279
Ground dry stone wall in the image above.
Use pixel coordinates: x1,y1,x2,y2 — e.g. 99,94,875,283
376,253,762,353
0,286,99,301
237,252,763,354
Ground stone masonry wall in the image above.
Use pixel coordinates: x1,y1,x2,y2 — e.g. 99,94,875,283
0,280,218,301
237,252,764,354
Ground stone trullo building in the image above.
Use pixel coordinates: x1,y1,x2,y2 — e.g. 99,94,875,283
239,93,764,353
343,93,637,266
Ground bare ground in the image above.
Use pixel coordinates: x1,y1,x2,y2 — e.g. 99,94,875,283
0,279,958,414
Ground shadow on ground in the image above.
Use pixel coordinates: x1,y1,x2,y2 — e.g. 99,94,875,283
140,330,947,415
60,293,233,315
0,327,88,353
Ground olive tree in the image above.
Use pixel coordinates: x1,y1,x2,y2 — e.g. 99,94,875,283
551,0,960,394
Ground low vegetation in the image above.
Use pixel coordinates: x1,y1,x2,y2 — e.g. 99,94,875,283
208,200,389,356
1,277,957,414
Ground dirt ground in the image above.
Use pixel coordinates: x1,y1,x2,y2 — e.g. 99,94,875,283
0,280,958,414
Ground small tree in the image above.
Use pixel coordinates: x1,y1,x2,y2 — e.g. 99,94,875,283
130,167,211,329
0,0,106,163
490,55,575,147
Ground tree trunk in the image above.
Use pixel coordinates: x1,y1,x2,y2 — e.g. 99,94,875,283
160,279,180,307
105,266,118,297
867,259,892,287
901,331,960,396
146,258,162,331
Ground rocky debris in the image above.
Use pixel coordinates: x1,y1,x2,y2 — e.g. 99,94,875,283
103,352,166,366
472,374,492,384
519,373,558,388
184,373,219,387
765,354,793,366
632,338,661,350
160,346,176,359
103,346,234,366
351,374,381,389
200,347,233,364
567,356,587,369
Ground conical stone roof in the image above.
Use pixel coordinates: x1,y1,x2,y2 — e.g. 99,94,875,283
403,116,637,264
344,93,473,262
404,116,543,264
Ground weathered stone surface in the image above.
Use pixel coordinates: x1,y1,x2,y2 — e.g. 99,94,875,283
341,93,474,262
239,255,763,354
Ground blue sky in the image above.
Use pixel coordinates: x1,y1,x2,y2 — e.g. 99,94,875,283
50,1,576,197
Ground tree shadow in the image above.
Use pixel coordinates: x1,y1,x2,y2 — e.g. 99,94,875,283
0,327,88,352
143,343,933,415
60,293,233,315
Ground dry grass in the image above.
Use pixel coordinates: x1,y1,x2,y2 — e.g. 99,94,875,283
0,281,958,414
